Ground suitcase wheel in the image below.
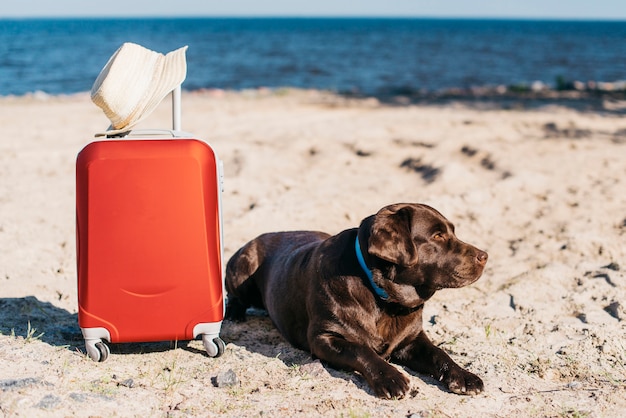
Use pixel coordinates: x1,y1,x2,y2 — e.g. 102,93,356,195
85,339,110,362
202,336,225,358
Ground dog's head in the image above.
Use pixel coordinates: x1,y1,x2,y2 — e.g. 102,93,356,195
360,203,487,293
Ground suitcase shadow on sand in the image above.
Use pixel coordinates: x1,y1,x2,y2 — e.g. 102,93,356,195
0,296,82,347
0,296,207,358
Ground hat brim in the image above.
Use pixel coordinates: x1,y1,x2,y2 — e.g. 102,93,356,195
91,43,188,137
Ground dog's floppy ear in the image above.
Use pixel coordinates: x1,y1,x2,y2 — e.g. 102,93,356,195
367,204,419,267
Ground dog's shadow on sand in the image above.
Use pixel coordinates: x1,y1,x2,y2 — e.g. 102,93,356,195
222,310,317,365
220,310,376,393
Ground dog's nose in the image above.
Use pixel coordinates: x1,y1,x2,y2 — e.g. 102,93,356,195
476,250,488,265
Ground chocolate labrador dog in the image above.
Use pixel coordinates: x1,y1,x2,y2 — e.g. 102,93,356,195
225,203,487,399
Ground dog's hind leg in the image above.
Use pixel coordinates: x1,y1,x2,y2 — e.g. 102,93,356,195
224,240,265,321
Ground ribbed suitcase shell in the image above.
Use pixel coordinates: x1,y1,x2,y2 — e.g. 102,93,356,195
76,138,224,361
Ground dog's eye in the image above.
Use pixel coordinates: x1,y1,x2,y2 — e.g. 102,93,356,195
432,232,446,241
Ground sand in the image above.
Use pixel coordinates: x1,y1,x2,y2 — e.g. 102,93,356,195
0,89,625,417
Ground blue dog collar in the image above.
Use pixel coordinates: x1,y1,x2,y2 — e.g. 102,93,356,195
355,236,389,300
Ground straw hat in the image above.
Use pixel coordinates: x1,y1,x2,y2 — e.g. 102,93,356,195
91,42,188,136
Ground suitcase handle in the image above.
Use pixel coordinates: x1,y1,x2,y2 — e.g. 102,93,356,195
172,85,181,131
104,85,182,138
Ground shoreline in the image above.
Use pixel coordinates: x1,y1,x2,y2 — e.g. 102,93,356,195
4,84,626,114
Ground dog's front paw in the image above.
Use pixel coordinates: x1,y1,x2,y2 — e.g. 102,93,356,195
369,366,411,399
444,367,484,395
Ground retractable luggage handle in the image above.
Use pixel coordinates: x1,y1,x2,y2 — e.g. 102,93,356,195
172,84,182,131
108,85,185,139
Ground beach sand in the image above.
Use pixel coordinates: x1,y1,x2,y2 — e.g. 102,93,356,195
0,89,625,417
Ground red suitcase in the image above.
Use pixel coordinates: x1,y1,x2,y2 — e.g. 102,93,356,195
76,90,225,362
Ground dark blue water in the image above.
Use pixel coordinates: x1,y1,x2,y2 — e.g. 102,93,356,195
1,18,625,96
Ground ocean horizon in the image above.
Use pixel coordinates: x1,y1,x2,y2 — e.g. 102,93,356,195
1,17,625,97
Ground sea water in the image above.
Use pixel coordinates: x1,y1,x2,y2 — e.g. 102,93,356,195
0,17,625,96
